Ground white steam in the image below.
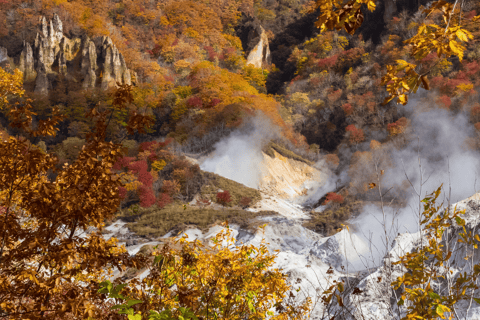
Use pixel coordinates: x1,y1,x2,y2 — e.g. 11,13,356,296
200,116,279,188
344,100,480,272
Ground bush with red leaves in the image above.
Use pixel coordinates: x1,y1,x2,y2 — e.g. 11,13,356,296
345,124,365,144
323,192,344,205
341,103,354,116
112,156,135,171
239,197,252,208
317,55,338,70
128,160,148,175
118,186,127,200
387,117,408,136
437,95,452,109
187,96,203,108
216,190,232,207
138,185,156,208
157,193,173,209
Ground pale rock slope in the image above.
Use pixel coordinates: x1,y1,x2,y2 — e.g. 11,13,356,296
330,193,480,320
249,150,327,219
245,25,271,69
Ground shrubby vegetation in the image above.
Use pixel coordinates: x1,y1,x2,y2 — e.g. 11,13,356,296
2,0,480,318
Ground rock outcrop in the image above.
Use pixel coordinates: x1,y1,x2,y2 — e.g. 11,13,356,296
0,14,132,95
235,16,271,69
245,25,271,69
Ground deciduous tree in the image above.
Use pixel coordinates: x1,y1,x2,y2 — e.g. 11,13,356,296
0,69,153,319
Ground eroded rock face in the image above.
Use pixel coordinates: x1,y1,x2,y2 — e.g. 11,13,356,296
236,17,271,69
245,25,271,69
0,13,132,95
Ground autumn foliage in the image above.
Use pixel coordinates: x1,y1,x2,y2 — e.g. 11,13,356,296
0,69,151,319
216,190,232,207
101,224,312,319
323,192,344,205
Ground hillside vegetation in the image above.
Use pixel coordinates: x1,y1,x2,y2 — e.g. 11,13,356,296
2,0,480,318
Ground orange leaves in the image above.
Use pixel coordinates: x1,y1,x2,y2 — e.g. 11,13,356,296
0,67,25,107
345,124,365,144
159,0,223,43
315,0,369,35
0,83,151,318
387,117,409,136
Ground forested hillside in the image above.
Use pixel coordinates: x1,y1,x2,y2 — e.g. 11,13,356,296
2,0,479,228
2,0,480,318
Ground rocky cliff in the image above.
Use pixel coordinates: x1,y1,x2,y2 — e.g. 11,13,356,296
245,25,271,69
0,14,133,95
236,16,271,69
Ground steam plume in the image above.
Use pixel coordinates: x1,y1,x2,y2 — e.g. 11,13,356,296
344,96,480,271
200,116,279,189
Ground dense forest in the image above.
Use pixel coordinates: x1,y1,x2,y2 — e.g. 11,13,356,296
2,0,480,318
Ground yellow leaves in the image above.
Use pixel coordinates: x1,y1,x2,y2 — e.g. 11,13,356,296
436,304,450,318
455,28,472,42
448,40,465,61
366,0,376,11
381,60,427,105
315,0,366,35
456,83,473,93
0,67,25,108
132,225,309,319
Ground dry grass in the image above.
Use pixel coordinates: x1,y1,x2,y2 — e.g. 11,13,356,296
200,171,262,207
118,203,276,238
303,200,363,236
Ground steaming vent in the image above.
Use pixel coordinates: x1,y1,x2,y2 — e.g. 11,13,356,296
199,117,329,219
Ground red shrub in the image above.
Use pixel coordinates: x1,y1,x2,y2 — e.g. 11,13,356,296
139,141,158,153
138,185,156,208
437,95,452,109
157,193,173,209
216,190,232,206
429,76,444,89
118,186,127,200
341,103,354,116
187,96,203,108
204,46,218,61
239,197,252,208
471,104,480,120
112,156,135,171
387,117,408,136
465,61,480,78
323,192,344,205
466,10,477,20
317,55,338,70
128,160,148,175
137,170,154,188
210,98,221,107
345,124,365,144
420,53,437,68
475,122,480,131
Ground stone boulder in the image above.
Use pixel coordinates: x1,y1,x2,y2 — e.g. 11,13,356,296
1,13,132,95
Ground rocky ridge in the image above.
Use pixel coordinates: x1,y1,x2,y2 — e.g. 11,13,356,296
0,14,133,95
